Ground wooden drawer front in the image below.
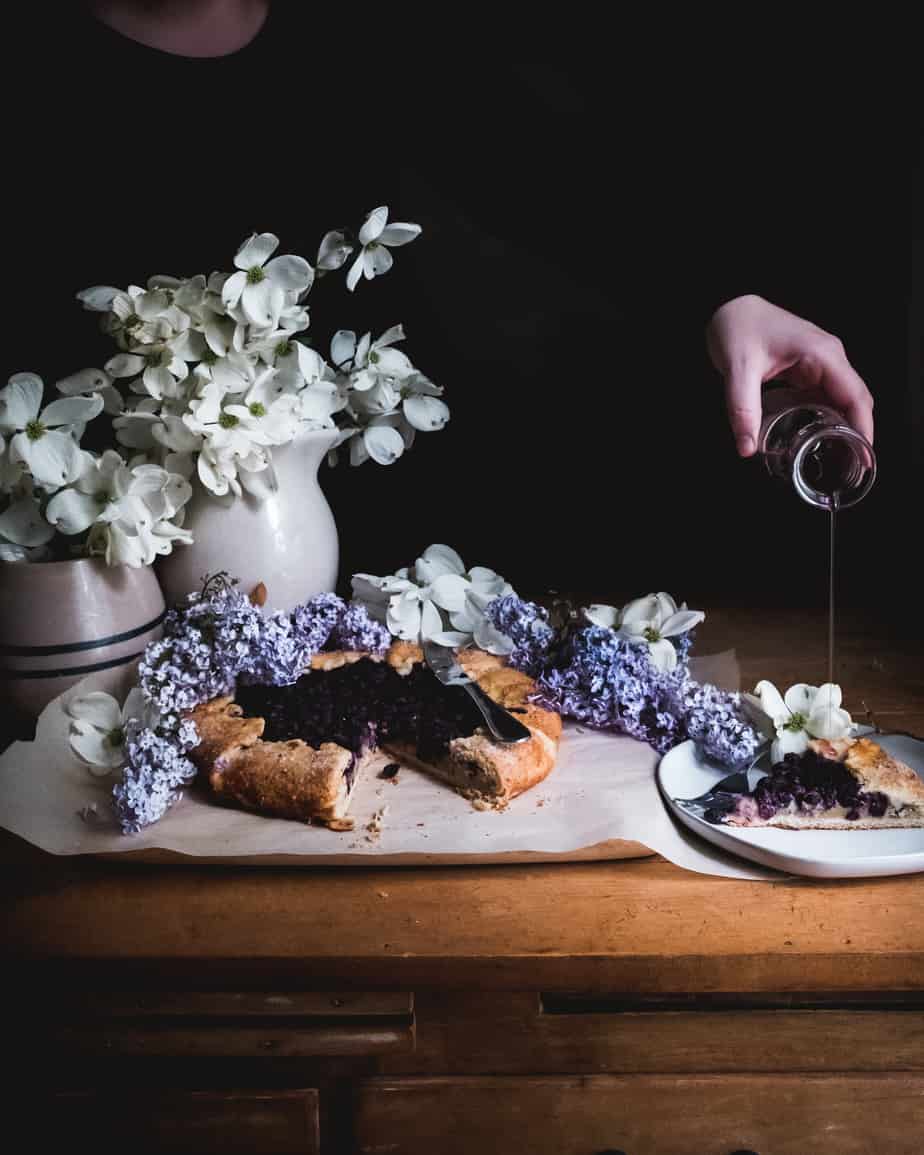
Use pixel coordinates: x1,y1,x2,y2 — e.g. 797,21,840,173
354,1075,924,1154
384,992,924,1075
35,990,414,1059
43,1090,318,1154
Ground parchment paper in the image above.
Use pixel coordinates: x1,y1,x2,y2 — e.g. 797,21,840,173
0,655,778,880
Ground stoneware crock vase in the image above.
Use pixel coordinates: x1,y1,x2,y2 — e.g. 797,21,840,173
0,557,166,719
156,428,339,611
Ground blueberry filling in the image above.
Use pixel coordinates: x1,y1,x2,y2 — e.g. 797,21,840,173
704,749,889,824
234,659,486,772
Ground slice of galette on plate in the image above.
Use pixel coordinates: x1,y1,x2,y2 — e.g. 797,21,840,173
714,737,924,830
187,642,561,830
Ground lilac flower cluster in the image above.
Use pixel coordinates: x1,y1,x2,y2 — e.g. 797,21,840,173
665,679,762,769
116,583,390,834
492,597,760,768
484,594,555,677
113,717,199,834
139,584,263,720
536,625,686,754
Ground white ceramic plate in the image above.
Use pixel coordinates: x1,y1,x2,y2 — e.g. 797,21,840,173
658,732,924,878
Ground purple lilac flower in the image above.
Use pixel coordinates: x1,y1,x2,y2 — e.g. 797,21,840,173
139,585,264,717
240,610,308,687
666,678,762,769
484,595,555,677
333,602,391,654
514,620,760,767
293,593,345,653
113,717,199,834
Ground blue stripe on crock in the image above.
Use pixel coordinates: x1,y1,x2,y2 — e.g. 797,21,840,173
0,651,146,680
0,611,165,657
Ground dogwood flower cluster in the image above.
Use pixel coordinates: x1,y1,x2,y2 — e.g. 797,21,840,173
0,373,192,565
351,544,517,651
78,209,446,499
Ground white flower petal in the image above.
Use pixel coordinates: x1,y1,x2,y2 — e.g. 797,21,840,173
754,680,789,727
345,255,364,293
811,683,843,713
473,617,516,655
654,592,679,623
358,206,389,245
660,609,705,637
67,691,122,731
784,683,817,716
807,705,854,740
106,354,146,379
55,368,111,396
76,285,120,312
317,230,354,271
0,372,43,430
418,599,445,641
0,495,55,546
241,279,285,329
378,222,422,247
772,729,810,762
416,544,466,584
330,330,357,368
364,244,394,278
264,254,314,294
362,424,404,465
620,594,661,628
404,395,450,431
386,594,421,640
221,268,248,311
646,638,678,672
11,428,83,488
46,488,103,534
428,573,470,612
234,232,279,270
40,394,104,427
69,722,125,770
585,603,621,629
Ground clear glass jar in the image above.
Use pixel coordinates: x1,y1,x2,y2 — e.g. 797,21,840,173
757,400,876,509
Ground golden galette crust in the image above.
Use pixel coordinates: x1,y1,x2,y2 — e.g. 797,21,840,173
187,695,360,827
812,737,924,807
187,643,561,826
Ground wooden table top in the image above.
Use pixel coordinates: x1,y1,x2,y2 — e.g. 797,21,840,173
3,606,923,994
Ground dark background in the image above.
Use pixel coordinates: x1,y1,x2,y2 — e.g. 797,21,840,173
3,8,920,610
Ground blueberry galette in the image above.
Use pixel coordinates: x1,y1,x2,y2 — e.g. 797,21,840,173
711,737,924,830
188,642,561,829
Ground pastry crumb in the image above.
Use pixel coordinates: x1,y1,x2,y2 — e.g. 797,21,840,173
327,817,355,833
377,890,389,899
364,805,389,842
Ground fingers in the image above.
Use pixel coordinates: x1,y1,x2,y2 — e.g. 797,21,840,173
787,334,875,445
724,359,765,457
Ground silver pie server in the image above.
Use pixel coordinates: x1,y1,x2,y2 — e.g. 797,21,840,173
422,640,532,744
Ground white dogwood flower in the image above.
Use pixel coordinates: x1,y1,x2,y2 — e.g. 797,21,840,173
346,206,421,292
616,592,705,672
0,373,101,489
748,680,854,763
351,545,517,650
221,232,314,329
48,451,193,566
67,687,148,773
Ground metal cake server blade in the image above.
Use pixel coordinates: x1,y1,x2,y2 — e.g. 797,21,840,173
422,640,532,744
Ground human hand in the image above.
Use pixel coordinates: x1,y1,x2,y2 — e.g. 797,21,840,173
706,294,874,457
